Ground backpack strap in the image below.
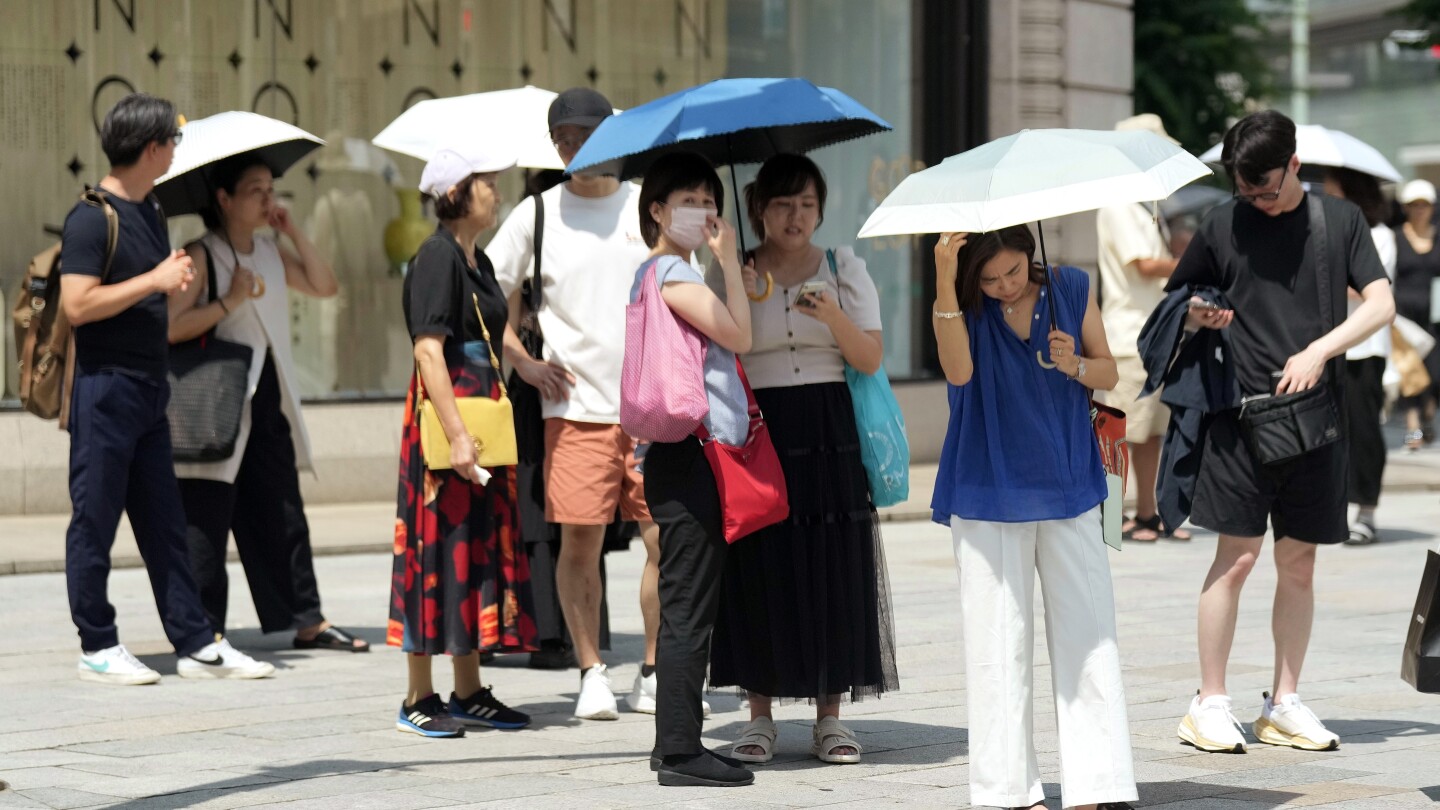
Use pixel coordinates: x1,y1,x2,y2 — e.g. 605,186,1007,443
79,186,120,283
825,248,844,310
529,192,544,313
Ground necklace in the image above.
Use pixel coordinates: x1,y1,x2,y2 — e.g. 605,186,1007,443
1004,282,1033,315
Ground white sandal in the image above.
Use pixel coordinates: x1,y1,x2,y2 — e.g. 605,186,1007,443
812,716,862,764
730,716,777,763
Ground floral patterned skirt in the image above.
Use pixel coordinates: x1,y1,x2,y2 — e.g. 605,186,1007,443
387,344,538,656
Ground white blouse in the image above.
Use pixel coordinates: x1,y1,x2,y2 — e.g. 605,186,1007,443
173,232,314,484
713,246,882,390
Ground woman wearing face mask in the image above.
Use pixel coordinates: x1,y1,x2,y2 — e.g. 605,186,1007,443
932,226,1136,810
388,146,536,738
707,154,898,766
631,152,754,787
168,151,366,655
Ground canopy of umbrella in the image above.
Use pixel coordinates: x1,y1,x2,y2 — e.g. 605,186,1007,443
372,85,618,170
858,127,1212,367
564,77,891,180
154,111,324,217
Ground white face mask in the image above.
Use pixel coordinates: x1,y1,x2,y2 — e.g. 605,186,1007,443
665,205,710,251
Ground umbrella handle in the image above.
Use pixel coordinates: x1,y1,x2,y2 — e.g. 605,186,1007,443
729,160,747,257
1035,220,1061,369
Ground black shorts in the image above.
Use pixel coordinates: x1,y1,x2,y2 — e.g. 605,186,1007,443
1189,410,1347,544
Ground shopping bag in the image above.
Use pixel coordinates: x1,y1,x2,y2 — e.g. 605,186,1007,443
1401,549,1440,693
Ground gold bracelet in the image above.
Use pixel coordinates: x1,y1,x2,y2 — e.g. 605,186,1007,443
932,307,963,320
746,270,775,303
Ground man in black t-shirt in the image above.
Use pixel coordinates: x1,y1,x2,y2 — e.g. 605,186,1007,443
1166,111,1394,755
59,93,273,684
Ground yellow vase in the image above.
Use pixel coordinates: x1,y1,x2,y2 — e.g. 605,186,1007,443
384,188,433,269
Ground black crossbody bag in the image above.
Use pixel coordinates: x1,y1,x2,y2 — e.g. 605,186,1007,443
1238,195,1343,466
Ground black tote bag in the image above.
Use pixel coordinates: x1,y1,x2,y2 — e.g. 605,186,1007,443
167,242,255,463
1401,549,1440,693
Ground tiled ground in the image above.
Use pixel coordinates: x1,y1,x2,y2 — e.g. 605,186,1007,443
2,491,1439,808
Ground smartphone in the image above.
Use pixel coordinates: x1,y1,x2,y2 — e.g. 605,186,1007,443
795,280,829,307
1187,299,1220,311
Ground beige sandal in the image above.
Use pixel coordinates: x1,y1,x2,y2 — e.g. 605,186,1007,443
812,716,862,764
730,716,777,763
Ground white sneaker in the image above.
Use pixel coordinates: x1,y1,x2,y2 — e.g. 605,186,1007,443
574,663,618,720
1177,693,1247,753
78,644,161,685
176,638,275,680
626,668,710,717
1253,692,1340,751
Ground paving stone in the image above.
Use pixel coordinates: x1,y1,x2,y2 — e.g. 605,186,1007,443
5,787,118,810
1222,779,1409,806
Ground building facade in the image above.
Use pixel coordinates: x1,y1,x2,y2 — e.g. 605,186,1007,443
0,0,1133,513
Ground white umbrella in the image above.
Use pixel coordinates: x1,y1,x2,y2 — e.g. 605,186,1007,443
857,128,1212,238
154,111,324,217
1198,124,1402,183
373,85,617,170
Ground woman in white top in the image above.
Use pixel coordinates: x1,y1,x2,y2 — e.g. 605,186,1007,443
1323,167,1397,545
709,154,899,766
167,152,361,651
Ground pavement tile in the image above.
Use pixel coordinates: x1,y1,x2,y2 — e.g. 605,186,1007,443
4,788,118,810
1222,779,1409,806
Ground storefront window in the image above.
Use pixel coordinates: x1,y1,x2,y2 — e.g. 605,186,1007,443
1,1,932,406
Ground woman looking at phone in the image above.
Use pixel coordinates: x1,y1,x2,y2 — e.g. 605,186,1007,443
707,154,899,767
931,225,1136,810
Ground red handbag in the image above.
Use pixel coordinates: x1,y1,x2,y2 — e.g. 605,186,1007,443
694,361,790,543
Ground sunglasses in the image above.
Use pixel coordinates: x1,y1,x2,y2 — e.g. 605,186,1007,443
1234,166,1287,205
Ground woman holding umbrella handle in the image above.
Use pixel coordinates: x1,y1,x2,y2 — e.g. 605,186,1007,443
932,225,1136,810
167,151,366,655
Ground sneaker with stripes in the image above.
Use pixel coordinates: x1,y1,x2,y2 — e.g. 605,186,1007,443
397,694,466,738
449,686,530,729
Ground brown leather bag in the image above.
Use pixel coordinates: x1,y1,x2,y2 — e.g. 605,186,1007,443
11,189,117,428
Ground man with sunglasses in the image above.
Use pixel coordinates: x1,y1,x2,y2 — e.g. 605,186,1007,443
59,93,274,685
1165,110,1393,754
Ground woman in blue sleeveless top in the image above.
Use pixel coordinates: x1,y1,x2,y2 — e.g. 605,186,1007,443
931,226,1137,810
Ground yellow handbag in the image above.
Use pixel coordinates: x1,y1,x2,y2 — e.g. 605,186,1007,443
417,293,518,470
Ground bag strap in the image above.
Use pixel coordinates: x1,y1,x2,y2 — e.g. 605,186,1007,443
415,292,507,408
695,356,760,444
825,248,844,310
528,193,544,313
79,187,120,282
1307,194,1341,384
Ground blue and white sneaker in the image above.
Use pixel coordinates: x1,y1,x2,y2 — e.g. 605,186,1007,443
397,694,466,738
449,686,530,729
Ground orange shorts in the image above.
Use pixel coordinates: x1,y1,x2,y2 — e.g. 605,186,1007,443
544,419,651,525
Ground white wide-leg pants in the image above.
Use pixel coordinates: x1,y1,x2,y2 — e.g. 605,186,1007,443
952,508,1138,809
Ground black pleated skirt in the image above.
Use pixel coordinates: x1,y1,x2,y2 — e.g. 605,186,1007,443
708,381,899,703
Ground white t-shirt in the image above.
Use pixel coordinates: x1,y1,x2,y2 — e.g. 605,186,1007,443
487,182,650,423
1097,202,1171,357
1346,224,1398,360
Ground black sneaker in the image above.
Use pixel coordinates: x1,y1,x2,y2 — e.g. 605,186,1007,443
657,751,753,787
397,694,466,738
449,686,530,729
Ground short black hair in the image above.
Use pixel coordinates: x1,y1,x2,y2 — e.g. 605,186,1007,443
427,173,481,221
952,225,1047,313
745,153,827,241
1325,167,1388,228
1221,110,1296,187
638,152,724,248
200,152,271,230
101,92,178,168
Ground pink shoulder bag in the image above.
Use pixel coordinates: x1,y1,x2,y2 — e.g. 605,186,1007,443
620,259,710,442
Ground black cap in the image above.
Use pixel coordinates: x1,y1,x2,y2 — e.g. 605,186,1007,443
548,87,613,131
